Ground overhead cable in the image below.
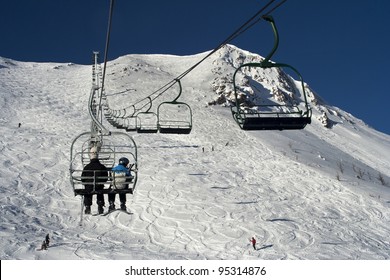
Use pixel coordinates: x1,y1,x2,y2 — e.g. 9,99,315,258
104,0,288,116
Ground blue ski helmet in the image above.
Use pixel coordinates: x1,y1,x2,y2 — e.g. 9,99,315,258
119,157,129,166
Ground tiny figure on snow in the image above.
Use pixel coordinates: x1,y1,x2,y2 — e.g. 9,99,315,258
45,234,50,247
250,237,257,250
18,123,21,128
41,240,47,250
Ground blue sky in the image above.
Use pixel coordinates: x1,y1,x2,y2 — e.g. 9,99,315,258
1,0,389,135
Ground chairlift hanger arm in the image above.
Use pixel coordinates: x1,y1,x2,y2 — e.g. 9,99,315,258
144,96,153,113
232,15,279,93
261,15,279,63
172,79,182,103
125,105,136,118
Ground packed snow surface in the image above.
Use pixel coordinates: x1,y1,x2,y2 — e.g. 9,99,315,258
0,45,389,260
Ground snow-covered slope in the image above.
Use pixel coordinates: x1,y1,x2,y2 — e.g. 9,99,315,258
0,45,389,260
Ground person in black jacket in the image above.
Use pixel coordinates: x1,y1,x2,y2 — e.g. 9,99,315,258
81,147,108,214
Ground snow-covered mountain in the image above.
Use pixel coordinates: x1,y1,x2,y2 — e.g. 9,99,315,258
0,45,389,260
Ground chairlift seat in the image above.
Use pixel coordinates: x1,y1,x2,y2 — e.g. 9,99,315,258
136,127,158,133
158,120,192,134
159,126,192,134
74,187,133,196
239,116,311,130
126,126,137,132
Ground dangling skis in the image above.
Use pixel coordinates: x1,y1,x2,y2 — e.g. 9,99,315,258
100,209,133,216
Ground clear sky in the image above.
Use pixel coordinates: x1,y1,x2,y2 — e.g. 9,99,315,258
1,0,389,135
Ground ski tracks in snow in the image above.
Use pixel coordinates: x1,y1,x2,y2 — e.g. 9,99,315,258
78,100,390,260
1,58,389,260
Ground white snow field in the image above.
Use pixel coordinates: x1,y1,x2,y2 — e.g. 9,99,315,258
0,45,389,260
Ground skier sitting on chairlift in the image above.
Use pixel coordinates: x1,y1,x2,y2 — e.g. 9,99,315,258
81,147,108,214
108,157,133,212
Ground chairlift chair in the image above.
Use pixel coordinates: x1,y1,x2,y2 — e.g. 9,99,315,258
69,131,138,197
135,97,159,133
125,116,138,132
231,15,311,131
157,80,192,134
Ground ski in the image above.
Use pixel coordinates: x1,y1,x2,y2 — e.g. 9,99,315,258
100,209,133,216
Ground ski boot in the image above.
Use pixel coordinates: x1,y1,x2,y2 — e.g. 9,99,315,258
84,206,91,215
108,201,115,212
98,205,104,215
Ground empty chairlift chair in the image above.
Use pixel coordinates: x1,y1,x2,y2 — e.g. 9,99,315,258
157,79,192,134
231,16,311,131
136,97,159,133
125,116,138,132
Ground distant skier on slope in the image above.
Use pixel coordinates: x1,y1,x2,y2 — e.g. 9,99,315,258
40,240,47,250
45,234,50,247
250,237,257,250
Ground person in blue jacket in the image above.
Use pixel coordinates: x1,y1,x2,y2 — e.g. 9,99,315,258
108,157,133,212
